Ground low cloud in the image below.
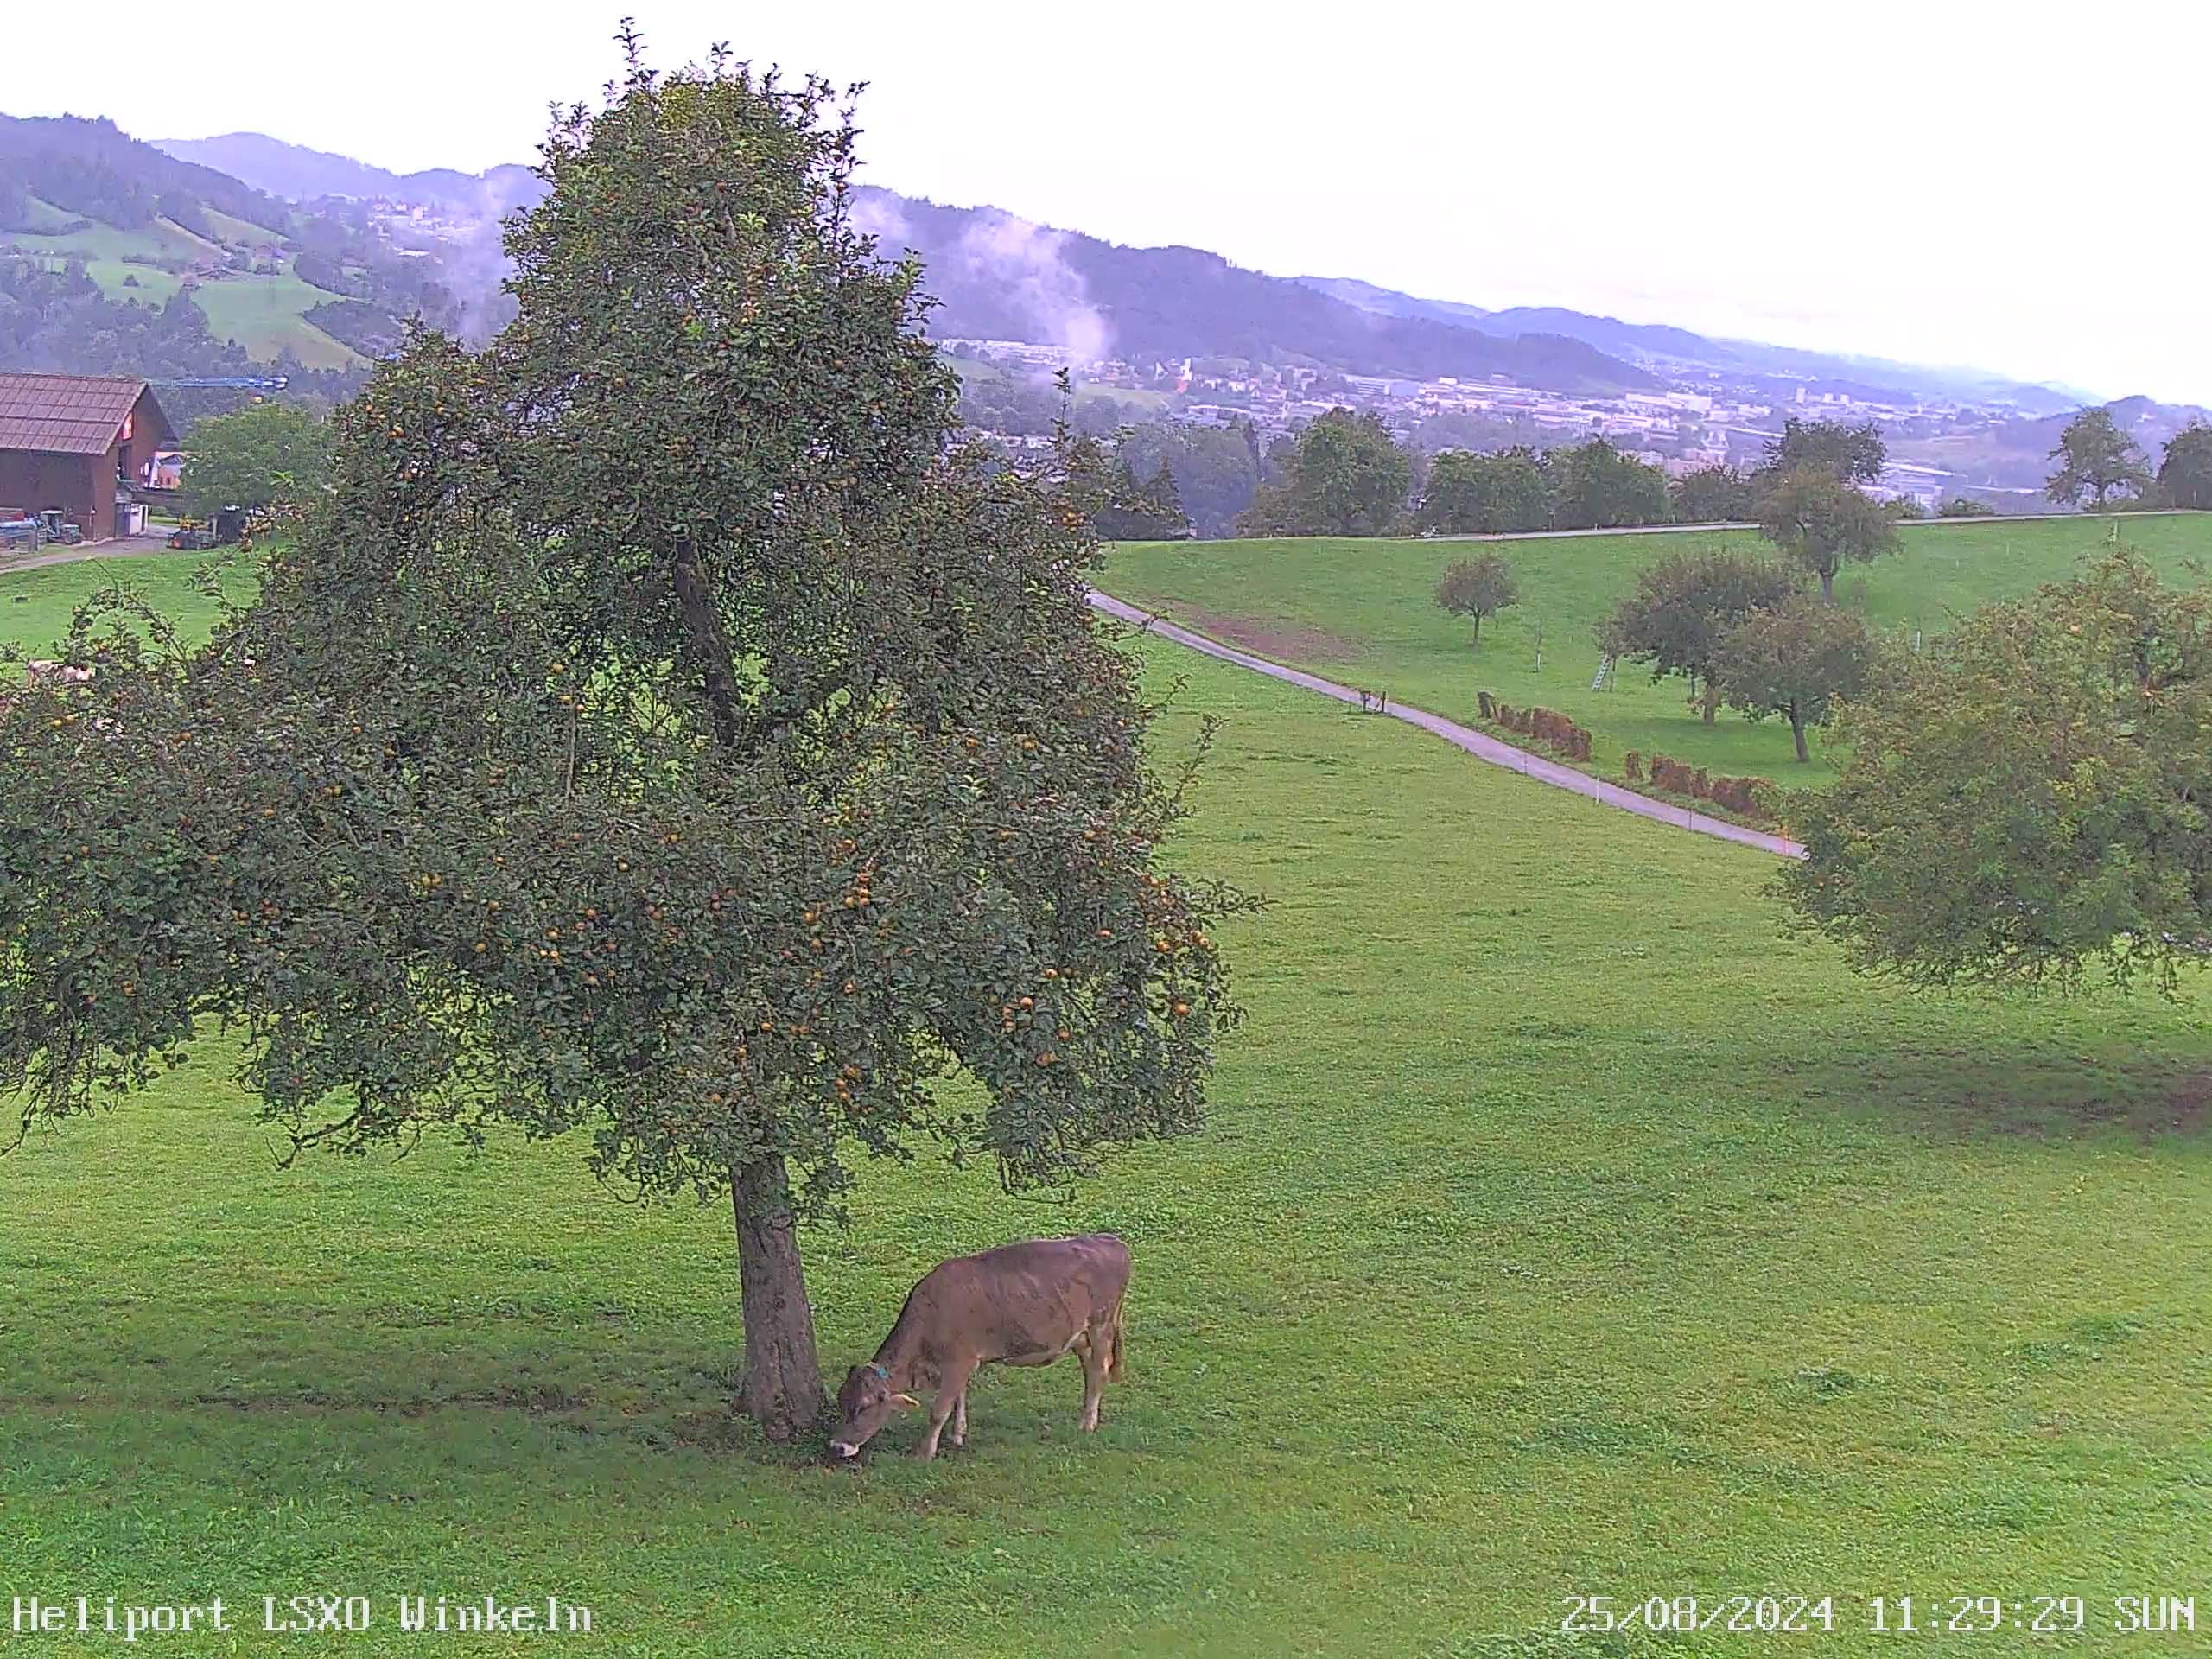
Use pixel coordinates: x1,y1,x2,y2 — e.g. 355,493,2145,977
956,209,1110,364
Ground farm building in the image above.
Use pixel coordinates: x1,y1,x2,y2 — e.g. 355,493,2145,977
0,373,175,544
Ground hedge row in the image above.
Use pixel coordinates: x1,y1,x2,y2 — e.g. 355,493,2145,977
1478,692,1593,762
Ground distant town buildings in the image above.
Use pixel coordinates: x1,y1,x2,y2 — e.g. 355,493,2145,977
942,333,2039,508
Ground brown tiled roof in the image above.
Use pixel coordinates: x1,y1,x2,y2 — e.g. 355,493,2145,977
0,373,149,456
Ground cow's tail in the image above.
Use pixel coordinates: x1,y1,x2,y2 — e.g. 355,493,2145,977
1106,1299,1128,1382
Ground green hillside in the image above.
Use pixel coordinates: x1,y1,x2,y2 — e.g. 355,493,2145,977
1102,513,2212,782
190,269,359,366
3,550,2209,1654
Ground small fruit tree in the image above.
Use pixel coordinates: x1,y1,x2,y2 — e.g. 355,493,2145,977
1433,553,1518,645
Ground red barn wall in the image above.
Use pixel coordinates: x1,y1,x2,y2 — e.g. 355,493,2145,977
0,450,101,537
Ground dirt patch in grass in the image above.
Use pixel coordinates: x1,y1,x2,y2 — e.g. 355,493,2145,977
1159,603,1359,664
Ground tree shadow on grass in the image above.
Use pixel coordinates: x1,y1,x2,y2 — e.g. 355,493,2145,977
1764,1036,2212,1143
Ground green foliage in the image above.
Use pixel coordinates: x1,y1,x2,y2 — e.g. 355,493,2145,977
1433,552,1518,643
1938,496,1996,518
179,400,335,516
1101,514,2212,784
1548,438,1669,531
1116,419,1258,538
1095,455,1191,541
1236,408,1410,537
1598,548,1800,721
1667,463,1755,524
2157,422,2212,511
2045,408,2152,510
1755,466,1901,599
1759,417,1885,485
1780,545,2212,993
1416,447,1551,534
1713,594,1876,762
0,42,1251,1440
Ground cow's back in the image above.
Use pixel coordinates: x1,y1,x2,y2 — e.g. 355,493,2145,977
916,1232,1129,1368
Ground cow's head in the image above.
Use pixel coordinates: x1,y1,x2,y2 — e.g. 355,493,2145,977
829,1363,919,1459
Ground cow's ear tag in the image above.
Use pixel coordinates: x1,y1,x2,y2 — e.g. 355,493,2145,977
890,1392,922,1411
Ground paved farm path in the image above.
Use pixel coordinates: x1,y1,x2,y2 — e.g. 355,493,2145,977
1089,588,1807,861
0,535,190,575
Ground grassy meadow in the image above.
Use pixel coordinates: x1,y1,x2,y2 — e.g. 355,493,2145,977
1103,513,2212,782
7,192,359,367
3,552,2210,1655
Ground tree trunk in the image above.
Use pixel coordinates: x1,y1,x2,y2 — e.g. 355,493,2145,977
1818,568,1835,602
731,1153,826,1440
1789,705,1809,764
1700,676,1719,724
1471,613,1482,645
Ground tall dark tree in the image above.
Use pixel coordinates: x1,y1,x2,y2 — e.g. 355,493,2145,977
2045,408,2151,510
1668,464,1756,524
0,39,1252,1444
1755,465,1900,601
1548,438,1669,531
1117,421,1255,538
1416,448,1552,534
1759,418,1885,485
1598,548,1801,722
2157,423,2212,511
1236,408,1410,537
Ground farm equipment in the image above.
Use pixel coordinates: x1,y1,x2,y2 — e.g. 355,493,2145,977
1,516,40,552
36,511,82,546
166,521,219,550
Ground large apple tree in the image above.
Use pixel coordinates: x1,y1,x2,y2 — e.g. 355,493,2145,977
0,37,1251,1440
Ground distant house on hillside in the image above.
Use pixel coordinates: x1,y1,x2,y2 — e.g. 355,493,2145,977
0,374,175,543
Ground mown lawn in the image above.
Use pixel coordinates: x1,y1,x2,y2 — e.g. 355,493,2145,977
1103,513,2212,783
3,558,2209,1655
0,548,255,670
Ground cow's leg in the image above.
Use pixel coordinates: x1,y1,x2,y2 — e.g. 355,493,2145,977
1078,1324,1110,1432
950,1387,968,1448
1105,1300,1127,1382
918,1358,976,1460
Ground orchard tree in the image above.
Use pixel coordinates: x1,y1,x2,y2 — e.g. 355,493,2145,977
1236,408,1410,537
1778,546,2212,994
0,38,1253,1443
1758,417,1885,485
2045,408,2151,510
180,400,335,517
1755,464,1899,600
1598,548,1800,722
1549,438,1669,530
1668,464,1755,524
1433,552,1518,644
2157,423,2212,511
1713,594,1876,762
1416,448,1552,534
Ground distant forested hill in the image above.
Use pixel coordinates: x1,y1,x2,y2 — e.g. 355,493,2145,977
855,188,1656,394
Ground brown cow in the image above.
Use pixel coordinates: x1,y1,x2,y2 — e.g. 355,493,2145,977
829,1232,1130,1462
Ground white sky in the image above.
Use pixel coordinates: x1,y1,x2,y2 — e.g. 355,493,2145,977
18,0,2208,401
